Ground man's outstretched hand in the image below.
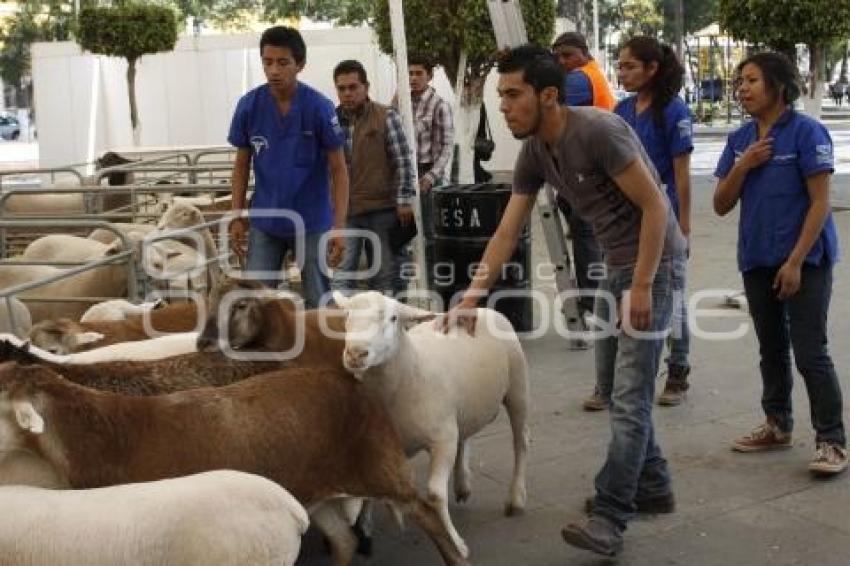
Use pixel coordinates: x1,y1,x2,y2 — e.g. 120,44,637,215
435,298,479,336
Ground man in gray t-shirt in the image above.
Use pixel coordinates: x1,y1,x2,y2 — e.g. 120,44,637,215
440,45,686,557
513,106,685,265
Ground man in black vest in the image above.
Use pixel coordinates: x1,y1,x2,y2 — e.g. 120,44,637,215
332,60,417,294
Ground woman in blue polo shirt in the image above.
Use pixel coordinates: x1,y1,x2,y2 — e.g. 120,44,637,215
586,37,693,408
714,52,846,475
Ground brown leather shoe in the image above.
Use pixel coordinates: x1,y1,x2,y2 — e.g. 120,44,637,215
582,387,611,411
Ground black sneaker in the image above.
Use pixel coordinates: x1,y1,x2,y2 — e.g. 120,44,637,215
584,492,675,515
561,515,624,557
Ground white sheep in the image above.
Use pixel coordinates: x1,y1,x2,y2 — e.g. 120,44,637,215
21,234,122,263
0,263,128,323
0,331,198,364
333,291,530,559
0,470,308,566
80,298,165,323
144,201,222,291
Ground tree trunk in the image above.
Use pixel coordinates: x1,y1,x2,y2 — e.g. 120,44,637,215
673,0,684,59
127,57,140,146
802,44,824,119
840,41,849,83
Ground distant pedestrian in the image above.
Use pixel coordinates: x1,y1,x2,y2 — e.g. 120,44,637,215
714,52,846,475
613,37,694,407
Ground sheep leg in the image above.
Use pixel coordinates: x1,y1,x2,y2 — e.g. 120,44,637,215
427,432,468,558
310,500,358,566
408,496,472,566
453,438,472,503
352,499,375,556
503,361,530,516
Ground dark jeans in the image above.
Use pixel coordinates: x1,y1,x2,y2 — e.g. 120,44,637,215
742,262,845,446
332,208,397,294
557,195,603,316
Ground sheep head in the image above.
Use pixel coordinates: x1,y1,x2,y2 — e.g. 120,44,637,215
333,291,435,376
197,276,270,353
29,320,104,355
156,201,205,231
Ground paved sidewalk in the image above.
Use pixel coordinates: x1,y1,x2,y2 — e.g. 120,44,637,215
297,175,850,565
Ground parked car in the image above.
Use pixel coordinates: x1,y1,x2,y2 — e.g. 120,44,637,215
0,113,21,140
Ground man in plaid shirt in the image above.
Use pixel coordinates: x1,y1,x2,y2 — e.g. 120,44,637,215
408,55,455,193
332,60,416,294
395,54,455,294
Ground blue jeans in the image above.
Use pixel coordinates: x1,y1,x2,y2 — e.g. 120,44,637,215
332,208,397,294
664,255,690,369
245,227,329,309
592,256,680,530
743,262,845,446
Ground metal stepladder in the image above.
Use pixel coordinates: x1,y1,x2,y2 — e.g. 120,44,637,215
487,0,590,349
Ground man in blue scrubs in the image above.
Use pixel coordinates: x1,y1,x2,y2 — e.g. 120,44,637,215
228,26,349,308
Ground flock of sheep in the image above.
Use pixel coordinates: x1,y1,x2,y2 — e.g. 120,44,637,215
0,186,531,565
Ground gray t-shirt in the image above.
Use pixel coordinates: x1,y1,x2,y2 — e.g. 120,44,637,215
513,106,686,266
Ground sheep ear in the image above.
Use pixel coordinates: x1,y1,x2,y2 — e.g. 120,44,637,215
105,240,122,256
12,401,44,434
332,291,351,310
72,331,105,347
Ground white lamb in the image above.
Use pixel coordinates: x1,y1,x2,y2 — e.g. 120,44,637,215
0,331,198,364
0,470,308,566
333,291,530,559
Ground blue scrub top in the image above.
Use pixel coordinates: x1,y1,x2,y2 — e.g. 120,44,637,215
228,82,345,238
563,71,593,106
614,96,693,217
714,109,840,272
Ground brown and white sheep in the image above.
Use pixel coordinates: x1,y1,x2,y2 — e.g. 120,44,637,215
30,300,203,354
0,363,468,566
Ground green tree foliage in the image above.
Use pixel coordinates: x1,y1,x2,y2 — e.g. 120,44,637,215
718,0,850,108
718,0,850,54
0,0,79,107
76,4,180,141
373,0,555,91
172,0,374,30
620,0,664,37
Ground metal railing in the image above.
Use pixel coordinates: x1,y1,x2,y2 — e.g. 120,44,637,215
0,220,139,336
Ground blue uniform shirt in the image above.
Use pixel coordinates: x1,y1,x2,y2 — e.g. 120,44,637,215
714,109,840,272
228,82,345,238
614,96,693,217
563,71,593,106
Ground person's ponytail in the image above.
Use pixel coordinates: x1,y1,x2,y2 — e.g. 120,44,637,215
622,37,685,130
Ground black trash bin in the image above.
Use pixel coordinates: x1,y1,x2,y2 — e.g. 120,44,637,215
429,183,534,332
